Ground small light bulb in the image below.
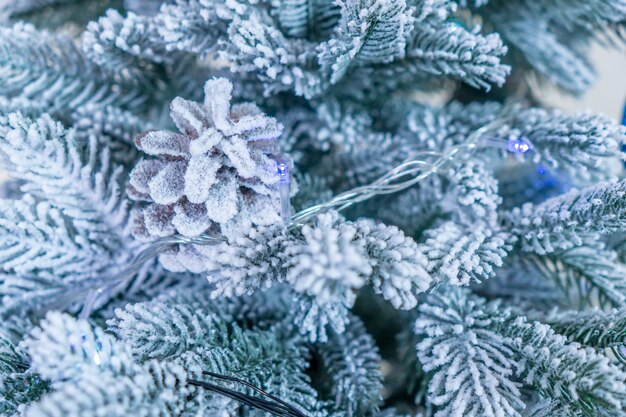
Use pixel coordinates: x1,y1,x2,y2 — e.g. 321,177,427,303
92,351,101,365
480,135,532,154
275,157,291,224
506,137,532,154
277,162,289,183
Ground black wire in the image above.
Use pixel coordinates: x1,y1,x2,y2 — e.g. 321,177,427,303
188,372,309,417
202,371,306,415
188,380,281,414
190,381,300,416
187,380,302,416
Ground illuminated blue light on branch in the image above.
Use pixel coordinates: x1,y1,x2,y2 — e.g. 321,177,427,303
276,157,291,224
506,137,532,154
277,161,289,183
480,135,533,154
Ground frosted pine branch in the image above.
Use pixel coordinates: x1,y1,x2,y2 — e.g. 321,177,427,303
400,21,509,90
517,244,626,308
414,288,524,417
83,9,173,86
501,317,626,416
418,221,511,286
503,108,626,180
543,307,626,348
284,212,371,305
0,197,110,279
318,0,415,84
0,113,129,247
0,23,150,116
504,179,626,254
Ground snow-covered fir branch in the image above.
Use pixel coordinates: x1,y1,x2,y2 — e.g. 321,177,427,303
0,23,150,117
414,288,626,417
505,179,626,254
0,1,625,416
541,307,626,348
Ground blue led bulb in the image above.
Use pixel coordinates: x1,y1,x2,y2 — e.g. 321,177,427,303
277,162,289,183
506,137,532,154
275,158,291,224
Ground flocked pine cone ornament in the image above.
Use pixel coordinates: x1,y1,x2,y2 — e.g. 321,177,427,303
128,77,286,245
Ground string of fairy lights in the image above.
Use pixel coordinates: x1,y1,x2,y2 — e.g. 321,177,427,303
67,116,525,319
17,114,541,417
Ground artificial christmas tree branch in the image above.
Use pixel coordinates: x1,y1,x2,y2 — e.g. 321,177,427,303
1,1,626,416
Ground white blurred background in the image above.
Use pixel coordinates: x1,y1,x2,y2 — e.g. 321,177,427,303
541,45,626,122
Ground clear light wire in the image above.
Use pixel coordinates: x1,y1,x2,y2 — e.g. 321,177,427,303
288,120,496,226
17,116,515,319
21,235,226,318
3,111,551,416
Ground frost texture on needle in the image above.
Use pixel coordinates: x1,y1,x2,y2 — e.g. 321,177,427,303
165,211,433,314
16,285,386,417
1,1,626,416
